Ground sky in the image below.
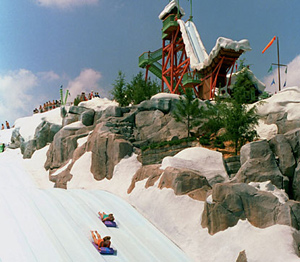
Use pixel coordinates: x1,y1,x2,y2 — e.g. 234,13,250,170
0,0,300,124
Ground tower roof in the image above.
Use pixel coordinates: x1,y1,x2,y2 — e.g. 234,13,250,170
159,0,185,20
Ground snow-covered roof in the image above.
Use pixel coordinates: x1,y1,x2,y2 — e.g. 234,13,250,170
176,17,251,72
195,37,251,71
159,0,185,20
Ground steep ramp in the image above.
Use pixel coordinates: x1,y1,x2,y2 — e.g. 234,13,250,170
177,19,208,69
0,152,191,262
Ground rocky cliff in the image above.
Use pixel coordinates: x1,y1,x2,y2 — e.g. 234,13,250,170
11,88,300,248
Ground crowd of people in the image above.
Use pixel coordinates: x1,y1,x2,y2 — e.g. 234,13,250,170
33,100,61,114
77,91,100,102
33,91,101,114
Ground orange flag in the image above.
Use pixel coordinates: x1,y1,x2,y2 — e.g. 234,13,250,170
262,36,276,54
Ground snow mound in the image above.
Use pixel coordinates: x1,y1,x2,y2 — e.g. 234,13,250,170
151,92,180,100
256,86,300,121
256,119,278,140
0,128,13,144
78,97,118,112
14,108,62,142
161,147,229,185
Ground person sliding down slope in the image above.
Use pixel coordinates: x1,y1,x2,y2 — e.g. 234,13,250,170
98,212,115,222
91,231,111,249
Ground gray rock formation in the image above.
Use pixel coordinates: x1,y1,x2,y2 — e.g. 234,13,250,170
81,109,95,126
21,139,37,159
138,96,178,114
234,140,289,191
44,126,91,170
158,167,211,200
285,128,300,160
201,182,300,235
128,164,163,194
224,155,241,178
10,121,62,159
236,250,247,262
134,110,187,144
34,121,62,150
269,134,296,178
9,128,24,149
86,126,133,180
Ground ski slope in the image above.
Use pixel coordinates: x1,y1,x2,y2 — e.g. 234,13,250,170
0,151,191,262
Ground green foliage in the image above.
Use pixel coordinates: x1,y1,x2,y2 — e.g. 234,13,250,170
199,133,211,146
231,59,258,104
73,96,81,106
126,72,160,105
141,137,196,151
201,94,226,134
111,71,128,107
259,91,272,100
173,88,202,137
111,71,160,107
222,93,259,154
213,136,225,149
201,61,259,155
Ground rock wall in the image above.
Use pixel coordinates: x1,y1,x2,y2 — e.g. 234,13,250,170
12,92,300,240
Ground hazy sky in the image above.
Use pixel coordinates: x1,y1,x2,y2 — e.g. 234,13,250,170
0,0,299,124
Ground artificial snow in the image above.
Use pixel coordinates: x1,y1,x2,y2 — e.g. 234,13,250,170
249,181,289,204
78,97,118,112
256,119,278,140
256,86,300,121
158,0,185,20
1,92,300,261
161,147,229,185
13,107,62,142
151,92,180,100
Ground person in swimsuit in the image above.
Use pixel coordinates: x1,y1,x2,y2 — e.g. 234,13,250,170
91,231,111,249
98,212,115,222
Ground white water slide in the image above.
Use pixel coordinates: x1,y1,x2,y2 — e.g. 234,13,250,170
177,19,209,70
0,152,191,262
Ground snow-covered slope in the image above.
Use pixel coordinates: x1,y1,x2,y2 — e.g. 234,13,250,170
0,150,190,262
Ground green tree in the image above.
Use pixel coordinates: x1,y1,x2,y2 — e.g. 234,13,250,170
231,59,258,104
173,88,201,137
222,88,259,154
111,71,129,107
201,93,226,135
126,72,160,105
201,62,260,154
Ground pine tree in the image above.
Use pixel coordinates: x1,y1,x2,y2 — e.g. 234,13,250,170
126,72,160,105
231,59,258,104
173,88,201,137
201,60,259,154
222,91,259,154
111,71,129,107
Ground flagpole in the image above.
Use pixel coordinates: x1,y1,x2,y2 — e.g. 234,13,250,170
277,37,281,92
